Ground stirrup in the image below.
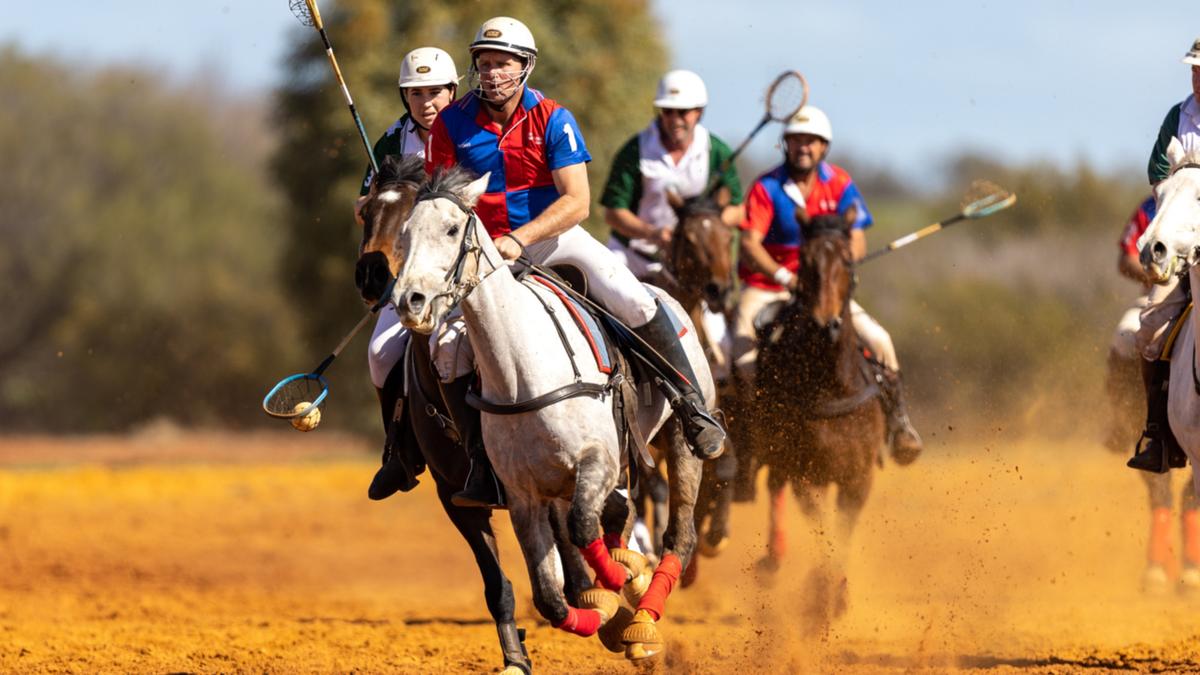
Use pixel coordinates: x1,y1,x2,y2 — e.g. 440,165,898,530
1128,430,1170,474
451,459,507,509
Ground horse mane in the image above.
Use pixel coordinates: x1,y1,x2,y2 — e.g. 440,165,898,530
802,213,851,240
677,194,722,219
418,165,480,200
1175,146,1200,171
375,154,426,191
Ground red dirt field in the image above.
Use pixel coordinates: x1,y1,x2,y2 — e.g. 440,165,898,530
2,430,1199,673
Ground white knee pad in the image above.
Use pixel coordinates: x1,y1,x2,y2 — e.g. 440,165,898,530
431,312,476,382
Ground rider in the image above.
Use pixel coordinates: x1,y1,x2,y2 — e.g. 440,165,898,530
356,47,459,500
733,105,923,461
601,69,744,280
424,17,727,508
1128,36,1200,473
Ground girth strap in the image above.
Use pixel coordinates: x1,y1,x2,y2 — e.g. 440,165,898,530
465,381,610,415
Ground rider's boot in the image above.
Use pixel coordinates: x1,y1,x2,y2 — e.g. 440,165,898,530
367,365,423,500
440,375,506,509
878,367,923,465
632,300,726,460
1128,359,1188,473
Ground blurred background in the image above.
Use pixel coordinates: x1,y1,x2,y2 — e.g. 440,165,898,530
1,0,1195,439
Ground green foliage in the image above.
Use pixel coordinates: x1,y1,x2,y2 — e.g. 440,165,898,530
272,0,667,428
0,45,299,431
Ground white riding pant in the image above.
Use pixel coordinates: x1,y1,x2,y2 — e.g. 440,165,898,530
431,225,659,382
1137,276,1189,362
606,236,664,281
367,305,410,389
732,287,899,378
608,236,731,381
1111,292,1149,361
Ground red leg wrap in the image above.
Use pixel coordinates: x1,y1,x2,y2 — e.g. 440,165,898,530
637,553,683,621
580,537,628,591
1183,509,1200,566
603,531,625,551
1150,507,1173,566
554,606,602,637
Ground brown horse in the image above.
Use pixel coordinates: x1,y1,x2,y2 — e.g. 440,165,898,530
638,189,741,580
355,154,425,304
752,208,886,631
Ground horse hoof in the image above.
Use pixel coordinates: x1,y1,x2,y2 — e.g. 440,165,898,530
1143,564,1170,596
1180,566,1200,596
579,587,621,624
597,605,635,653
699,535,728,558
611,548,652,605
621,609,664,661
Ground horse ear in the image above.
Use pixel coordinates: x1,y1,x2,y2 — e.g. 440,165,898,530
1167,136,1187,169
462,172,491,207
666,187,685,211
714,185,731,209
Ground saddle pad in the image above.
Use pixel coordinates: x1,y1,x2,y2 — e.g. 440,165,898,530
530,276,613,374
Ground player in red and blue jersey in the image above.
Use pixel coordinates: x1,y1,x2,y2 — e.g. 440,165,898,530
423,17,726,508
733,105,922,463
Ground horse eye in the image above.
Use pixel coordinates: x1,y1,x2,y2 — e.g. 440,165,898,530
447,225,460,237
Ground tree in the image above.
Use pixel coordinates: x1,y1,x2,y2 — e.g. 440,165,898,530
0,46,299,431
272,0,667,428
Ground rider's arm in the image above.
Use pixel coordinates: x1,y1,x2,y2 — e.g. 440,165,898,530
1148,102,1184,186
849,229,867,261
739,182,795,287
1119,251,1150,284
605,207,659,240
504,162,591,248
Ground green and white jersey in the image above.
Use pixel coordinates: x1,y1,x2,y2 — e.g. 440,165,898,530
601,121,743,254
1148,94,1200,185
360,114,425,196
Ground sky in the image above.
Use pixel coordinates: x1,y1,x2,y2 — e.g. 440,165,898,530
5,1,1198,178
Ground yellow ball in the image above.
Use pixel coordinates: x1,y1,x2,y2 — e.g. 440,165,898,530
290,401,321,432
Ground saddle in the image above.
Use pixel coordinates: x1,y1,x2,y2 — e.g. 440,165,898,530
463,266,661,478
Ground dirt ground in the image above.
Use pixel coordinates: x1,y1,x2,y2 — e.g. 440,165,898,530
2,429,1200,674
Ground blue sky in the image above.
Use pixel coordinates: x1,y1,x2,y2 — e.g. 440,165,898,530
5,1,1198,177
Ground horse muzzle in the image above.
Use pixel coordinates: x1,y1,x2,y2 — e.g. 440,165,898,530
1140,239,1180,284
355,251,393,304
393,288,437,334
821,316,843,343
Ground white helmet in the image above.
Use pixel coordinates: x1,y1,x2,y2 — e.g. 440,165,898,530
398,47,459,88
1183,37,1200,67
470,17,538,60
653,69,708,109
783,105,832,143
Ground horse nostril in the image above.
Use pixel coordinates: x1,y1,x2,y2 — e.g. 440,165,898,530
1152,241,1168,263
405,292,426,315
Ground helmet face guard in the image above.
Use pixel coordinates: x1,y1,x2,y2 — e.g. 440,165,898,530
467,52,536,107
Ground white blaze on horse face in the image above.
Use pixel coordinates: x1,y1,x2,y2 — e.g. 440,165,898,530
377,190,404,204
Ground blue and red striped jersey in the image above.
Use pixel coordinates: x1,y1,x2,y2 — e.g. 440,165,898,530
739,162,871,290
1119,195,1157,257
426,87,591,237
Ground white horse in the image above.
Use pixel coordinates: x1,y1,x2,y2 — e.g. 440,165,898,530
1138,136,1200,497
390,167,714,661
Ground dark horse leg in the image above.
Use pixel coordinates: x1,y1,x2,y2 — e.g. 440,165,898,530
622,418,702,660
432,478,530,674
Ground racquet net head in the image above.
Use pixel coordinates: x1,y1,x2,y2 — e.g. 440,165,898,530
766,71,809,121
263,373,328,418
961,180,1017,218
288,0,315,27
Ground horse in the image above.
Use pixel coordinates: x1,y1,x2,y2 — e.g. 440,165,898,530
1137,137,1200,576
354,155,594,674
751,208,887,631
657,188,740,577
390,166,712,661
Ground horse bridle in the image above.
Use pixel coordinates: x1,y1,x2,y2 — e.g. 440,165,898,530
666,201,740,309
412,189,505,314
